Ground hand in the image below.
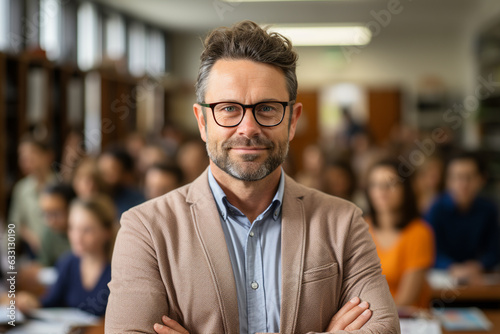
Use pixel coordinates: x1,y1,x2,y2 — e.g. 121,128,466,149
16,291,40,314
450,261,483,282
154,315,189,334
326,296,372,332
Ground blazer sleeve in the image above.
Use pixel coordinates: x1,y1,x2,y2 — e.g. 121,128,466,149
326,207,400,334
105,210,169,334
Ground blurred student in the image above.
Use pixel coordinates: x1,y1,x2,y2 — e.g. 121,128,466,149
295,144,326,190
412,154,444,215
59,129,85,183
17,196,116,316
98,147,145,217
365,160,434,307
426,151,500,280
38,183,76,267
176,140,209,183
137,144,170,179
125,132,147,167
144,163,184,200
324,159,357,202
72,157,104,200
8,136,56,255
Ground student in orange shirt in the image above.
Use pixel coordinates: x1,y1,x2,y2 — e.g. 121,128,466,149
365,159,435,307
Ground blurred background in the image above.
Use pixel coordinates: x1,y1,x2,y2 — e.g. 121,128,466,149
2,0,500,332
1,0,500,219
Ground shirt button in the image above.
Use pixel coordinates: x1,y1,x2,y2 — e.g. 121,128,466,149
251,281,259,290
249,231,255,237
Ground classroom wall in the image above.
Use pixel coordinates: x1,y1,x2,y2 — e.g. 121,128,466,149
166,3,500,143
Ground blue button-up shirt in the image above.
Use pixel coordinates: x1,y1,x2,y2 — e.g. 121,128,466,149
208,167,284,334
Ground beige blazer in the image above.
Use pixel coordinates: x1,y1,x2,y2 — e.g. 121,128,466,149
105,170,399,334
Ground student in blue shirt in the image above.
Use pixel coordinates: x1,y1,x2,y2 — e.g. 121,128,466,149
17,195,116,316
426,151,500,280
97,147,145,218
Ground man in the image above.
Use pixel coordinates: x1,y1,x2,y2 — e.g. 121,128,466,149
426,151,499,280
106,21,399,334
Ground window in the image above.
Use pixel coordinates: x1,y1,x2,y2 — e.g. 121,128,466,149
128,21,146,77
40,0,61,60
77,2,100,71
146,29,165,76
105,12,125,60
0,0,9,51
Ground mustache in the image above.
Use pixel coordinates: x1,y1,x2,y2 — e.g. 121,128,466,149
221,136,274,150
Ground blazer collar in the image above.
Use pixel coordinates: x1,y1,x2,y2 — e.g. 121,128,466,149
280,175,306,333
187,169,240,333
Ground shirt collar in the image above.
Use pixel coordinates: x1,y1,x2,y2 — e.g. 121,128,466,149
208,166,285,221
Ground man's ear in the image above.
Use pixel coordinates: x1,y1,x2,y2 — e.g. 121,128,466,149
288,102,303,142
193,103,207,143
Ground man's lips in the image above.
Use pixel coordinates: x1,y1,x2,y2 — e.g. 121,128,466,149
230,147,269,153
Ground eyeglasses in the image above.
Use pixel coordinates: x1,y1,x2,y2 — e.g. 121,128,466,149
199,100,295,127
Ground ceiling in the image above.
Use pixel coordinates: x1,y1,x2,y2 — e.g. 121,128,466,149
91,0,480,34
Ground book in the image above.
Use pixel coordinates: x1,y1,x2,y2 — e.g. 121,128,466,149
433,307,492,331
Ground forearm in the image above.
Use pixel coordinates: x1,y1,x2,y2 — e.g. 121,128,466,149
394,269,426,307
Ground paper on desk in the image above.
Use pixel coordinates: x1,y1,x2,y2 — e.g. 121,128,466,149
427,269,457,290
400,318,442,334
7,320,69,334
0,308,25,325
6,308,100,334
29,307,100,325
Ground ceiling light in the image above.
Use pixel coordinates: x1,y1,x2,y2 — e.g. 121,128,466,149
268,25,371,46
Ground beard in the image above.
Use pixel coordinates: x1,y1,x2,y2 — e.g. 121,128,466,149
206,135,288,182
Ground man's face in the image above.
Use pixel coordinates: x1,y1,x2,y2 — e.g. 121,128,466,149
193,59,301,182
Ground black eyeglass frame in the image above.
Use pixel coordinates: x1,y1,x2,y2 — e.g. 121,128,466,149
198,100,296,128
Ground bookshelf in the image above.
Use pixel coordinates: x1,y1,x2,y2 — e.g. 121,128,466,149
0,52,170,222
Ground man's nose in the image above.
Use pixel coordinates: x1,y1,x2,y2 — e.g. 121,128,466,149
237,108,262,137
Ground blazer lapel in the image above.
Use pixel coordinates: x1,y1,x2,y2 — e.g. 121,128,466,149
187,170,240,333
280,175,306,334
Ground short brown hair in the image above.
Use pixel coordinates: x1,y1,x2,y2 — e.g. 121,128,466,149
195,20,298,104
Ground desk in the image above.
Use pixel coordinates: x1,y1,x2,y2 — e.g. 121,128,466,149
79,320,104,334
429,271,500,304
1,319,105,333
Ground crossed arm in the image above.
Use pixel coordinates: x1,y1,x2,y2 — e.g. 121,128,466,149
153,296,372,334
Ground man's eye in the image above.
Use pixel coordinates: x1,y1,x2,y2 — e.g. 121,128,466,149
258,105,276,112
221,105,239,112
